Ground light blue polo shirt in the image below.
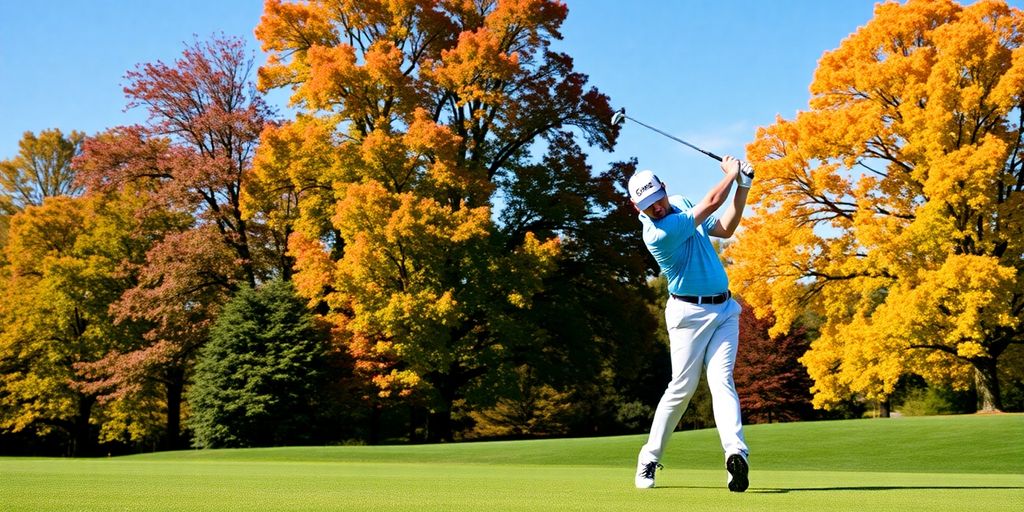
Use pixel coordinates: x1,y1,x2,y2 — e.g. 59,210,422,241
639,195,729,296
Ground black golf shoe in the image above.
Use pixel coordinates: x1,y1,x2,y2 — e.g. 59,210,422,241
726,453,749,492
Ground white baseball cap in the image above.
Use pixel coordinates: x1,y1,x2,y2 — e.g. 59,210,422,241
628,170,666,210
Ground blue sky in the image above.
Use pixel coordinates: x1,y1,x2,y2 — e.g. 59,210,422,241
2,1,1015,200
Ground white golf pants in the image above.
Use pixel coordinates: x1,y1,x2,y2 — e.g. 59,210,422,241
639,297,749,462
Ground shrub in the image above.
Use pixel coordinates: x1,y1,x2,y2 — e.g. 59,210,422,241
898,387,953,416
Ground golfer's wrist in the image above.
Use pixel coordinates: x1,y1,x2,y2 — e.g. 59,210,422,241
736,172,753,188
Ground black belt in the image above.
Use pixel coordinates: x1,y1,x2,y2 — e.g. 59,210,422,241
671,290,731,305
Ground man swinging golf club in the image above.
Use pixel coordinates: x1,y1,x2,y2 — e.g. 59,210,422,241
627,154,753,492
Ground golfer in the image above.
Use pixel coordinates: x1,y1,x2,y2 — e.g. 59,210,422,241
629,156,752,491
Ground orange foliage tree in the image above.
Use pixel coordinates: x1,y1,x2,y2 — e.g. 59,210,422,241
727,0,1024,412
250,0,617,440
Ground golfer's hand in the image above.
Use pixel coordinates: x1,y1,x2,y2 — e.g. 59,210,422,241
721,155,741,177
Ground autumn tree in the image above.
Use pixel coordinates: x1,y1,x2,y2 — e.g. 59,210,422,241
0,129,84,254
496,153,666,438
252,0,629,441
74,36,280,448
0,198,96,456
1,129,84,209
77,36,280,287
733,301,814,424
0,190,176,455
70,189,195,447
727,0,1024,412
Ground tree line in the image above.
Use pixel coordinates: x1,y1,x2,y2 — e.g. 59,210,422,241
3,0,1023,456
0,0,811,456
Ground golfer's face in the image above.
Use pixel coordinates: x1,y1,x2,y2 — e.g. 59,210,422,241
642,196,671,220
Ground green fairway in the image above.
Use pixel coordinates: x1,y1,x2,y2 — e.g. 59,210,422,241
2,415,1022,511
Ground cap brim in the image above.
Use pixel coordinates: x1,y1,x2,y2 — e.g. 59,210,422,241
636,188,666,210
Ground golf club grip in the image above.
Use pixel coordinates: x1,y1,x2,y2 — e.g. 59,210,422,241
703,149,757,180
704,151,756,179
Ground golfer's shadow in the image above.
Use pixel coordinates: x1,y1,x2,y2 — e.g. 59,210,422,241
746,486,1024,493
652,485,1024,492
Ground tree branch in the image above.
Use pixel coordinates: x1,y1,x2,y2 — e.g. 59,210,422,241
909,343,960,356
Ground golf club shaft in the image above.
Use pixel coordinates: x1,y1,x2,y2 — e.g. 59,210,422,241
625,114,722,162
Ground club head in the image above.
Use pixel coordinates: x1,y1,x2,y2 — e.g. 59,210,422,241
610,108,626,127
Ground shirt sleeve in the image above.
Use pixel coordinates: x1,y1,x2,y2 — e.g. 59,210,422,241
703,213,718,234
671,195,716,236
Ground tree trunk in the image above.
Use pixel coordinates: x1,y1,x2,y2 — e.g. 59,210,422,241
425,361,475,442
408,405,422,443
234,216,258,289
368,403,381,446
427,378,456,442
973,360,1002,412
427,406,453,442
879,398,891,418
164,368,185,450
70,394,96,457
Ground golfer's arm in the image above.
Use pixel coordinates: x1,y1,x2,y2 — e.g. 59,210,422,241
710,186,749,238
691,171,737,227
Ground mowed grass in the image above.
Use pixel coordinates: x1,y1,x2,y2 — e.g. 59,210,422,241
1,414,1021,511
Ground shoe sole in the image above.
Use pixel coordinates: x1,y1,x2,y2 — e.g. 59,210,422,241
726,454,749,492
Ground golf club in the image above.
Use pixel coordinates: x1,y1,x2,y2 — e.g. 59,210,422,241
612,108,757,182
611,108,725,163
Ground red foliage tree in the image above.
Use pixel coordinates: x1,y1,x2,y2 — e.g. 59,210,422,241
73,36,278,448
78,35,279,286
734,300,815,424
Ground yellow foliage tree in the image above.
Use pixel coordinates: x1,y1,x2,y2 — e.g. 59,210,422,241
0,128,85,260
0,190,175,454
0,197,94,453
250,0,614,440
727,0,1024,412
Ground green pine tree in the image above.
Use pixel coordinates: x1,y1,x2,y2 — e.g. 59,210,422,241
187,279,328,448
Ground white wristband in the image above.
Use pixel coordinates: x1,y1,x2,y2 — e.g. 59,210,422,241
737,162,754,188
